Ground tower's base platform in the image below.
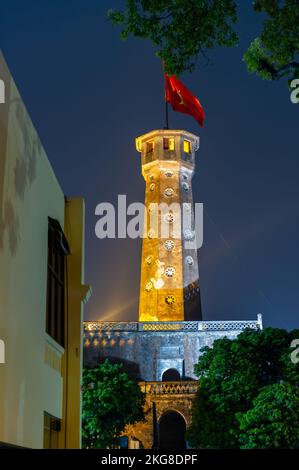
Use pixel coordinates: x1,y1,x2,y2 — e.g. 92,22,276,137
83,316,262,448
84,316,262,381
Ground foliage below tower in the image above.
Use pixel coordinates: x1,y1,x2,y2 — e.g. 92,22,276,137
187,327,299,449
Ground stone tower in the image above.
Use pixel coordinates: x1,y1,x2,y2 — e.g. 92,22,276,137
83,129,263,449
137,129,202,322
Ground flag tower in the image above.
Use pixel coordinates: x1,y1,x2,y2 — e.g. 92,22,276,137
136,129,202,323
83,58,262,450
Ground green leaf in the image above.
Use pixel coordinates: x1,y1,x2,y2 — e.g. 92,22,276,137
82,359,145,448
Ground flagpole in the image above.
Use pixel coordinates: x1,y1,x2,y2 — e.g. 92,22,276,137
162,61,169,129
165,99,169,129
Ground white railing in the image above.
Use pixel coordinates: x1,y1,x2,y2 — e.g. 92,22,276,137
83,314,262,333
85,321,138,331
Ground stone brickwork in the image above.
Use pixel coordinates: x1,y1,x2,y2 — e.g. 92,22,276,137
124,381,196,449
84,317,262,381
83,317,262,448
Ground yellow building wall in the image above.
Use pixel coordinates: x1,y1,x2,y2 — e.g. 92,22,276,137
0,51,90,448
59,197,91,449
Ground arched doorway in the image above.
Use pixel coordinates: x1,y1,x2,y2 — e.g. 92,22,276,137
162,368,180,381
159,411,186,449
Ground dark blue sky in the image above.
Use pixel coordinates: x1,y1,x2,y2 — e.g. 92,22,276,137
1,1,298,329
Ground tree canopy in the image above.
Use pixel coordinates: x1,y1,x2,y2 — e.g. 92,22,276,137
108,0,299,86
187,327,299,448
237,383,299,448
244,0,299,83
108,0,238,75
82,359,145,448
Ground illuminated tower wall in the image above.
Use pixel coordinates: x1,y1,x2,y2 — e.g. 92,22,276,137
83,128,263,449
136,129,202,322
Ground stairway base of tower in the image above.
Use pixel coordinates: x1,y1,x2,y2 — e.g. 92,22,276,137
83,316,263,449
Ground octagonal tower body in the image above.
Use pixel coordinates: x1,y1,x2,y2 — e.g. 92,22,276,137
136,129,202,322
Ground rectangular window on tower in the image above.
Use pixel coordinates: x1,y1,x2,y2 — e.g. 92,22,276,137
163,137,175,151
183,140,191,154
46,217,70,347
146,141,154,154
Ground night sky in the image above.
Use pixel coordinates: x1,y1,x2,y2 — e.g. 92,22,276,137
1,1,298,330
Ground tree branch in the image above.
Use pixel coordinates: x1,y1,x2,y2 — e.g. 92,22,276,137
258,60,299,80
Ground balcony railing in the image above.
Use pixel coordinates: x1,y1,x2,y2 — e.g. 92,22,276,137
139,381,198,395
83,315,263,333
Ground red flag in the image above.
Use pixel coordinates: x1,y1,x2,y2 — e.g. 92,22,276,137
165,74,205,127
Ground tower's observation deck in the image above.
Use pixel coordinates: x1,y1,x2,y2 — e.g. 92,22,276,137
136,129,202,322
